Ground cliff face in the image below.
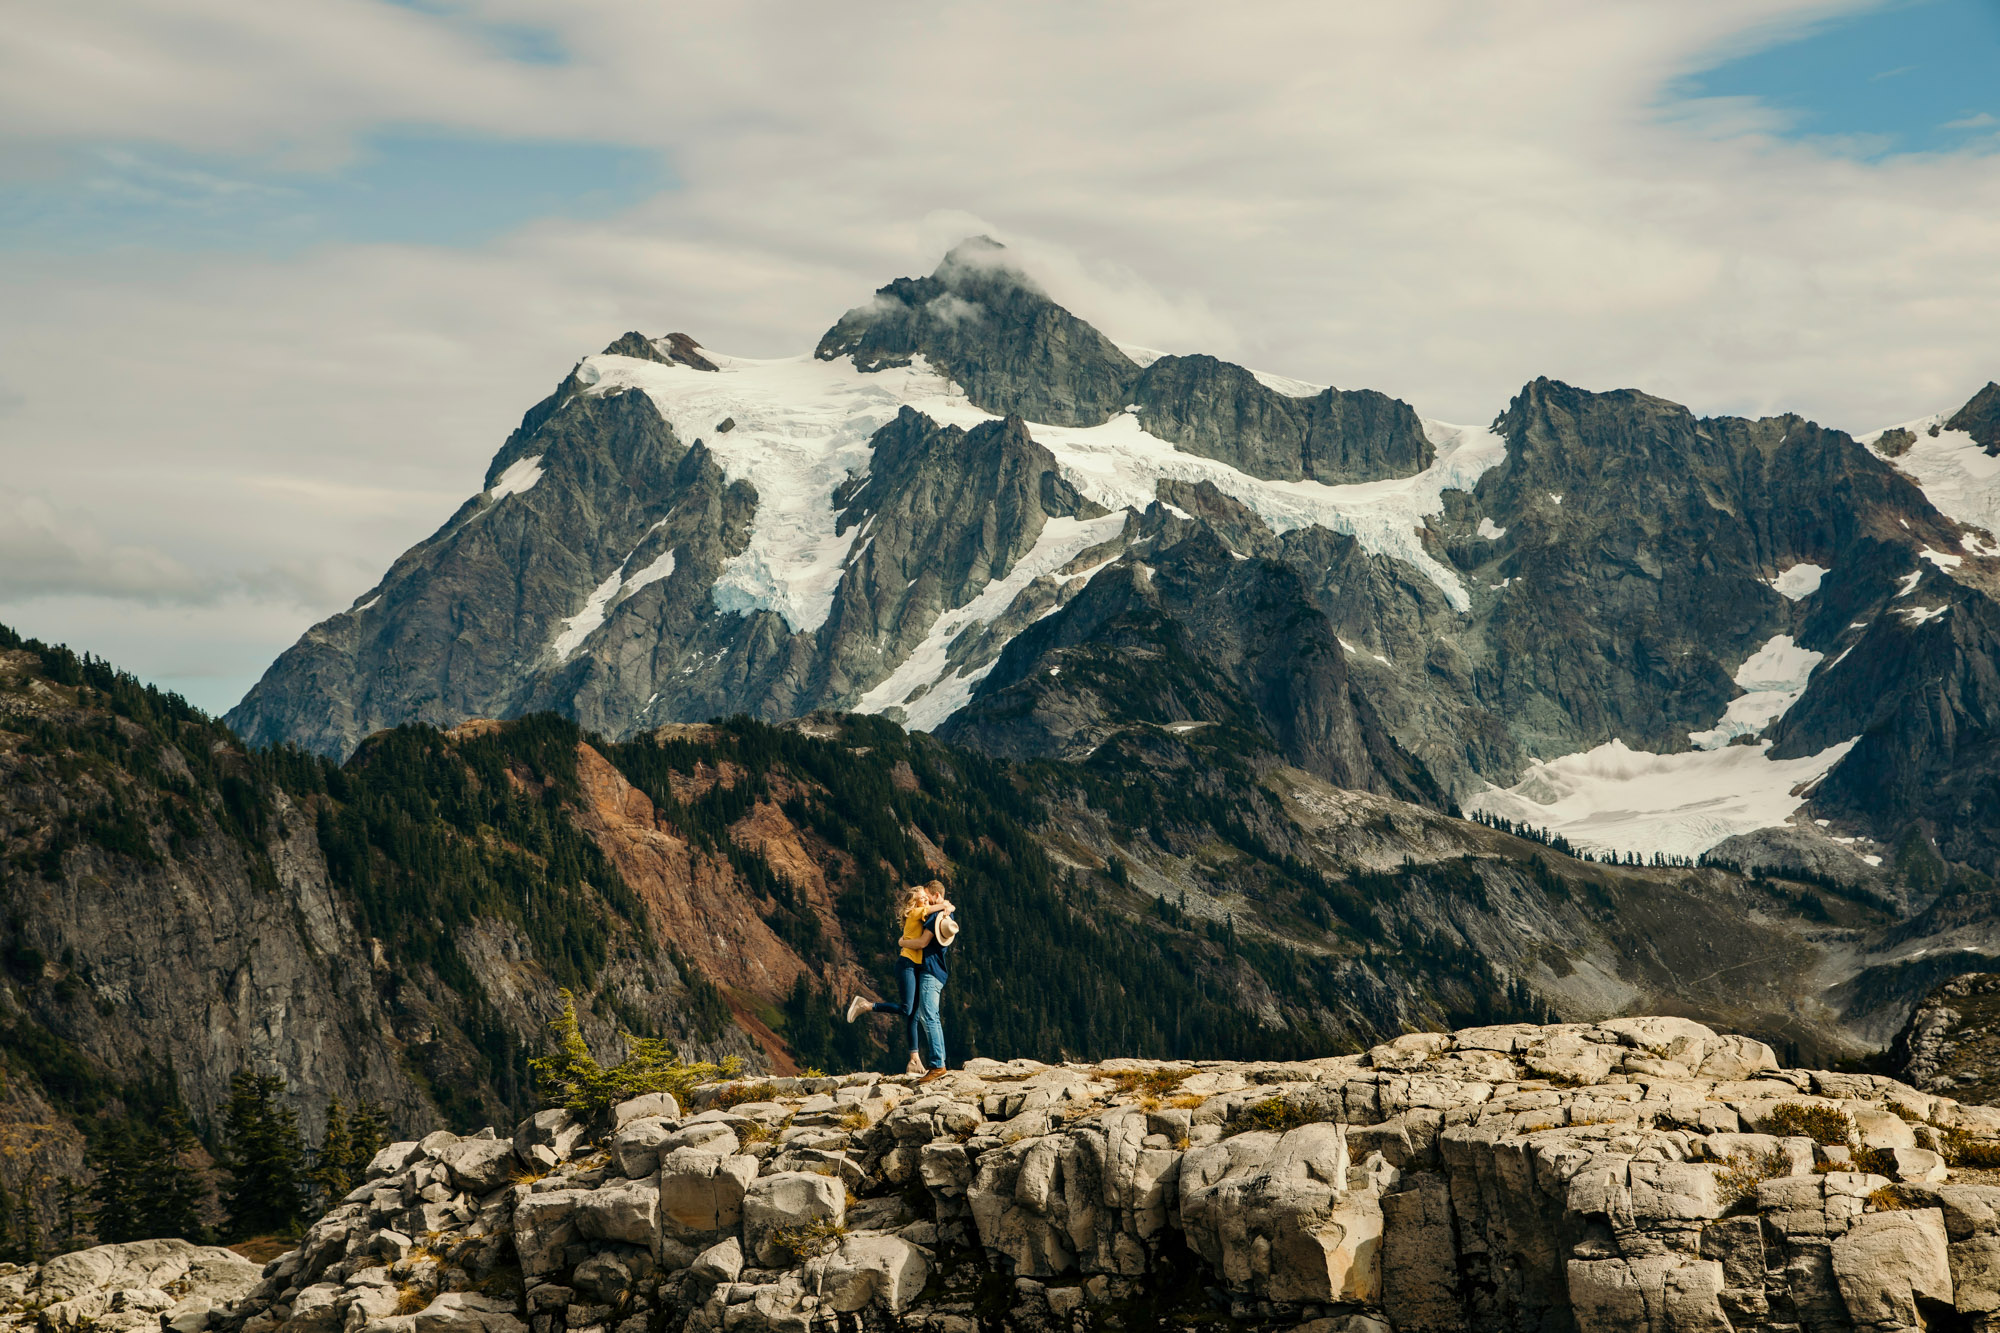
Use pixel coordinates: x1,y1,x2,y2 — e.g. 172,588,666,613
205,1015,2000,1333
1895,972,2000,1107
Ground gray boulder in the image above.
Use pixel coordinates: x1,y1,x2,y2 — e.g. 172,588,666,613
742,1172,847,1267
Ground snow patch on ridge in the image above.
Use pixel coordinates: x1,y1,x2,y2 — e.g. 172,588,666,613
1862,413,2000,540
625,547,677,594
581,351,977,634
1464,736,1857,860
1767,563,1826,600
551,569,624,661
488,455,544,500
1249,368,1327,399
854,511,1130,732
1688,634,1823,750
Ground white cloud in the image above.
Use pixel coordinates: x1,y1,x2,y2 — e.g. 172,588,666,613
0,496,207,601
3,0,1998,710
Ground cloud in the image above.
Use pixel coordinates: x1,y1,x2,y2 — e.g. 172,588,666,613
0,496,209,602
4,0,2000,711
1944,112,1999,131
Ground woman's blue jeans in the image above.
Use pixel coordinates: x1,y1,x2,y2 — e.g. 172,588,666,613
873,959,947,1069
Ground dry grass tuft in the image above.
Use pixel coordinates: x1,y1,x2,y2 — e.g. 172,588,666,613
714,1081,780,1110
766,1219,847,1263
1108,1067,1195,1098
1717,1149,1792,1210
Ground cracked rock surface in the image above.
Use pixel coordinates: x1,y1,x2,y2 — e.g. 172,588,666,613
201,1017,2000,1333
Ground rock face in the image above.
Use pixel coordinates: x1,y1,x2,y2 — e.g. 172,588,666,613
1895,972,2000,1105
202,1018,2000,1333
0,1239,260,1333
940,524,1443,804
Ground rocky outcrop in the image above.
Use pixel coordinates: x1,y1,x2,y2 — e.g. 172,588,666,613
0,1239,260,1333
1946,382,2000,453
228,382,703,759
941,524,1443,804
1132,354,1433,483
203,1017,2000,1333
1894,972,2000,1106
814,237,1141,429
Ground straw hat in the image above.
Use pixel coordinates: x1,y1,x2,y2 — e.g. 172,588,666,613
933,910,960,946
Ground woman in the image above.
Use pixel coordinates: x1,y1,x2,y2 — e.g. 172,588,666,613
846,879,957,1081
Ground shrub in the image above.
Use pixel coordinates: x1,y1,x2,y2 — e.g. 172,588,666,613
766,1219,846,1262
1228,1096,1316,1136
1941,1129,2000,1169
1768,1102,1852,1146
1168,1094,1207,1111
528,990,741,1116
1717,1149,1792,1210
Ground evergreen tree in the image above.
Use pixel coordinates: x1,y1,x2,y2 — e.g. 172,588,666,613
347,1103,389,1175
137,1108,209,1241
87,1123,144,1243
53,1177,84,1253
307,1097,387,1207
15,1186,41,1263
309,1097,351,1208
217,1072,306,1239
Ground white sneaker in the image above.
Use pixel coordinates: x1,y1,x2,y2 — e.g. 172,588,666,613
905,1051,925,1077
845,994,872,1023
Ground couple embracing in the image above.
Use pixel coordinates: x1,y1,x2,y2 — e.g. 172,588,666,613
844,878,957,1084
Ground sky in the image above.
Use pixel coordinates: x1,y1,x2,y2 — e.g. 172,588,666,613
1,0,1997,715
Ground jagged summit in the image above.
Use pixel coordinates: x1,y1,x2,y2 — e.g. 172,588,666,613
1946,379,2000,454
816,236,1141,428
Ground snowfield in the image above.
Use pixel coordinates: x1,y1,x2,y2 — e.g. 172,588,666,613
576,345,1508,661
1767,563,1826,600
1468,632,1848,858
1463,736,1857,861
1687,634,1823,750
1862,414,2000,540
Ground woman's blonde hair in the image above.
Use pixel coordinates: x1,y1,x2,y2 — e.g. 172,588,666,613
899,883,930,919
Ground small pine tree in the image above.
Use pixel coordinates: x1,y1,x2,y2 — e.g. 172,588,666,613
309,1098,352,1207
528,989,740,1116
218,1071,306,1240
347,1103,389,1175
307,1097,386,1206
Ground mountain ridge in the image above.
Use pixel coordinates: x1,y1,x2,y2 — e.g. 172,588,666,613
222,240,2000,890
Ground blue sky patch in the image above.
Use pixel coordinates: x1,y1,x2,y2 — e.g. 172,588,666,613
1674,0,2000,157
0,129,670,254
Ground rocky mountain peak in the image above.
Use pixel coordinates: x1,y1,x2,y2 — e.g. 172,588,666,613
814,236,1141,427
1946,380,2000,454
599,331,719,373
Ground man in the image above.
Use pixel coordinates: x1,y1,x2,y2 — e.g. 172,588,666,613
844,879,958,1081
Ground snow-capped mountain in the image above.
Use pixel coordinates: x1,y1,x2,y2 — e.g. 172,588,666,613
226,240,2000,879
